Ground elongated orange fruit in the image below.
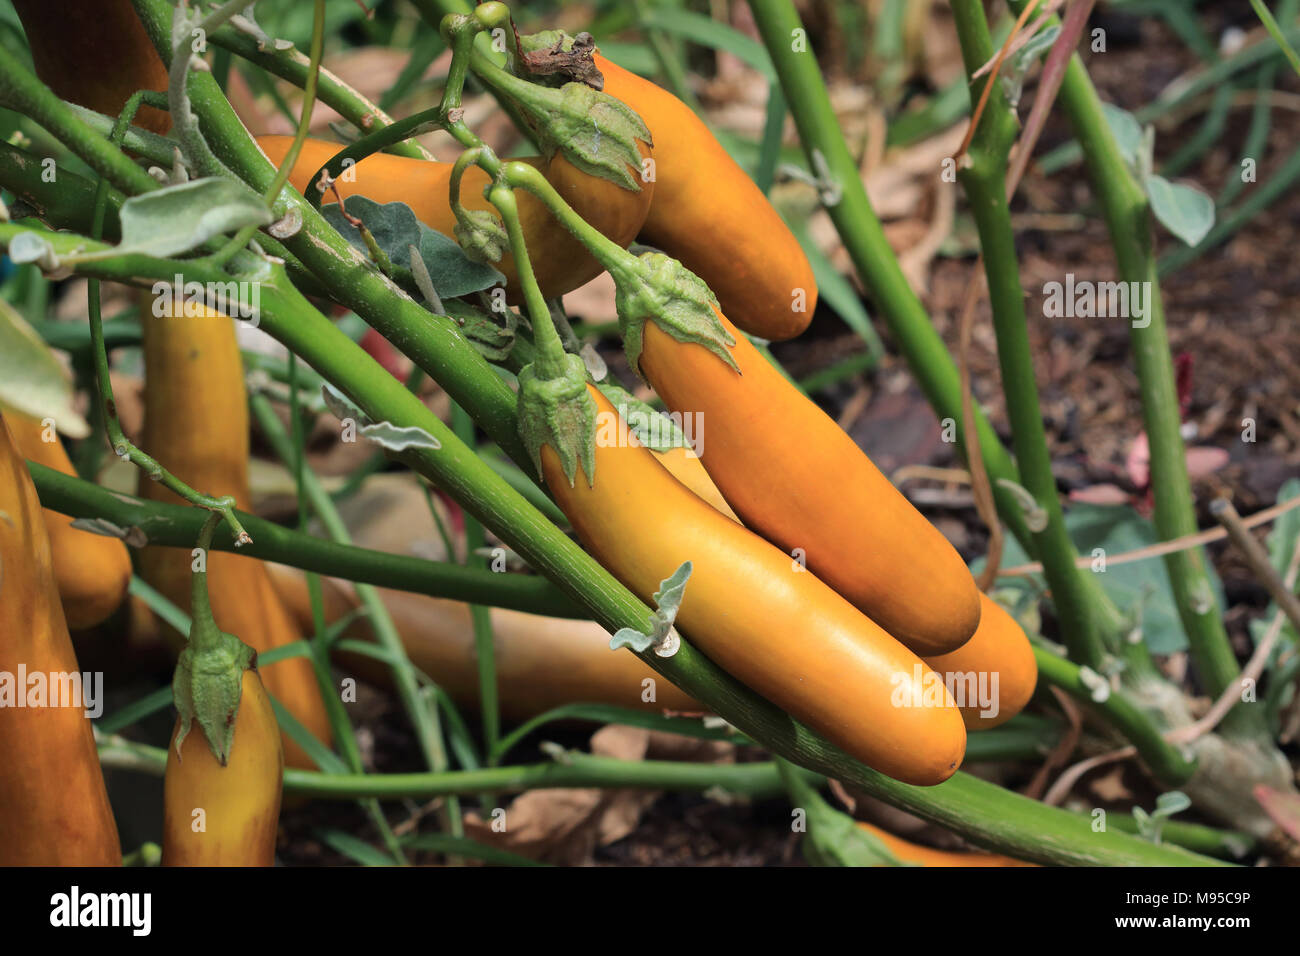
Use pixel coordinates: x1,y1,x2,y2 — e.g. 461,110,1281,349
5,408,131,629
266,564,701,721
538,386,965,786
162,668,283,866
923,592,1037,730
595,52,816,341
11,0,172,135
0,412,121,865
636,309,981,656
651,445,739,522
136,304,332,769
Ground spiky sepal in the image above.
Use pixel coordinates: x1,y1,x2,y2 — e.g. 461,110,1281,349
614,251,740,379
171,623,257,766
517,351,598,487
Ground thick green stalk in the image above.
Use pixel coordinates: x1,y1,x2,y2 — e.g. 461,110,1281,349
95,726,1243,862
948,1,1104,670
452,404,501,763
99,732,818,801
0,143,107,229
259,0,326,206
1006,0,1258,734
5,221,1215,867
1104,813,1255,861
27,462,582,618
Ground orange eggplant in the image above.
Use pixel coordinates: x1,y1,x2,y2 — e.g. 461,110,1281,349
4,408,132,630
11,0,172,135
923,592,1037,730
162,667,283,866
256,134,654,301
857,821,1038,867
650,445,739,522
136,303,332,769
594,52,816,341
634,304,981,656
536,385,966,786
0,412,121,865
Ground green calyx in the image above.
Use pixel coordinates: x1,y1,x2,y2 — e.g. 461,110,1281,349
173,513,258,766
453,207,508,264
171,615,256,767
596,382,691,452
614,251,739,379
475,55,649,192
517,351,598,487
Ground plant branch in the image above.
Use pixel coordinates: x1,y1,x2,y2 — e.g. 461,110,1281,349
1006,0,1261,735
949,0,1106,669
27,461,581,618
205,18,433,161
0,44,159,196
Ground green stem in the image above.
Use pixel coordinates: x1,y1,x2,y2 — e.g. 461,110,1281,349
304,108,445,211
1034,647,1196,783
1006,0,1259,733
949,1,1105,670
1249,0,1300,75
188,510,225,653
249,393,453,783
77,91,250,546
1037,24,1300,174
0,43,159,196
261,0,326,205
205,19,432,161
131,0,535,477
27,462,582,618
452,405,500,772
489,184,566,377
1103,812,1256,861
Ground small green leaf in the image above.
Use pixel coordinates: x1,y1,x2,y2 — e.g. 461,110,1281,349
1013,24,1061,72
117,178,272,257
445,300,516,361
596,382,690,452
320,383,440,452
416,227,505,298
1133,791,1191,844
7,232,60,270
610,561,691,654
779,760,906,867
1143,174,1215,246
0,298,90,437
355,421,441,453
1100,103,1143,168
320,196,503,297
